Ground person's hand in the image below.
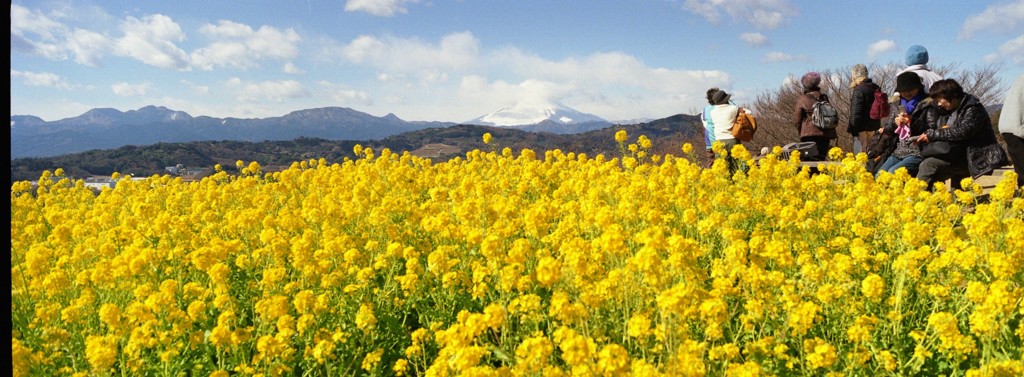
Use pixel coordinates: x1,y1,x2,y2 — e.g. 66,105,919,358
895,113,910,126
915,133,929,144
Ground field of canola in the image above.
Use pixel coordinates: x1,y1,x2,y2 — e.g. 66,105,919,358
10,133,1024,376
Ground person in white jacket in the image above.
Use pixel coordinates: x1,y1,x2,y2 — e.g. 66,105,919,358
708,89,741,172
897,45,943,93
701,87,720,167
999,74,1024,187
709,90,739,147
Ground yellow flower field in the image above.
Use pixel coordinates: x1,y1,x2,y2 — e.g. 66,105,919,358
10,134,1024,376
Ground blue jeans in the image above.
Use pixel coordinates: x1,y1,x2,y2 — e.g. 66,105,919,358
878,155,923,176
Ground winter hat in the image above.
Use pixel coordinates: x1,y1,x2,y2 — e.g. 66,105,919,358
801,72,821,89
706,87,720,104
905,45,929,66
851,64,868,80
895,71,924,92
711,90,731,105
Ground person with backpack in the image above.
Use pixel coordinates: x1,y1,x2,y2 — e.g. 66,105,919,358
793,72,837,160
701,87,720,167
874,72,938,177
915,79,1008,190
847,64,883,153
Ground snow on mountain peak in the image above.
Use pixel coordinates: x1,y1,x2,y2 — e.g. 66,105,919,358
467,102,605,127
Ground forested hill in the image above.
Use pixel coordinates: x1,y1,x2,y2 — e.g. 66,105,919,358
10,114,701,183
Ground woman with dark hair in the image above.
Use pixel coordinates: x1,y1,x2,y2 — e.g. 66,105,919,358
914,79,1008,189
701,87,720,166
793,72,837,160
708,89,740,156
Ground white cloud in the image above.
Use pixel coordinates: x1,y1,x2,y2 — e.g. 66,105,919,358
985,34,1024,64
763,51,794,62
67,29,114,66
340,32,479,80
191,20,301,70
11,69,71,89
283,62,304,74
961,0,1024,39
740,32,769,47
458,76,574,110
180,80,211,96
10,4,64,41
115,14,190,69
192,42,252,69
10,4,70,60
327,30,732,120
11,5,189,69
111,82,149,96
448,49,730,120
227,78,310,102
344,0,419,16
866,39,897,59
319,81,374,105
682,0,798,30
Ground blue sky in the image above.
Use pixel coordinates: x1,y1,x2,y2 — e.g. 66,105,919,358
11,0,1024,123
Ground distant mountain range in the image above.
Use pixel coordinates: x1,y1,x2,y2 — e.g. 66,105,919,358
10,114,704,182
10,106,451,159
11,103,622,159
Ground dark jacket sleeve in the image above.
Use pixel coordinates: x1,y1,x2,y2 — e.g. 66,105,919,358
911,104,939,136
928,103,987,141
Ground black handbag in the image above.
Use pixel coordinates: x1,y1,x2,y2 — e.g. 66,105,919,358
919,140,965,160
865,132,895,174
967,143,1010,178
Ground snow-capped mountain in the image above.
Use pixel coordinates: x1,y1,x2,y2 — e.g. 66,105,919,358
612,117,656,125
467,102,607,127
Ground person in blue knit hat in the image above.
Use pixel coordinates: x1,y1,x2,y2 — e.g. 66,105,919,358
896,45,943,92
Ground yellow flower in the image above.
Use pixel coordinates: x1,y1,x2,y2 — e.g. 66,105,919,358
514,334,554,373
85,335,119,372
483,132,493,144
362,348,383,372
12,339,32,377
356,303,377,333
535,256,562,287
861,273,885,301
803,338,837,369
597,344,630,375
393,359,410,376
615,129,628,143
627,314,652,338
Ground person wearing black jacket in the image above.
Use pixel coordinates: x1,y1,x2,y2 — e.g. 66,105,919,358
848,64,882,153
875,72,938,176
915,79,1008,189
